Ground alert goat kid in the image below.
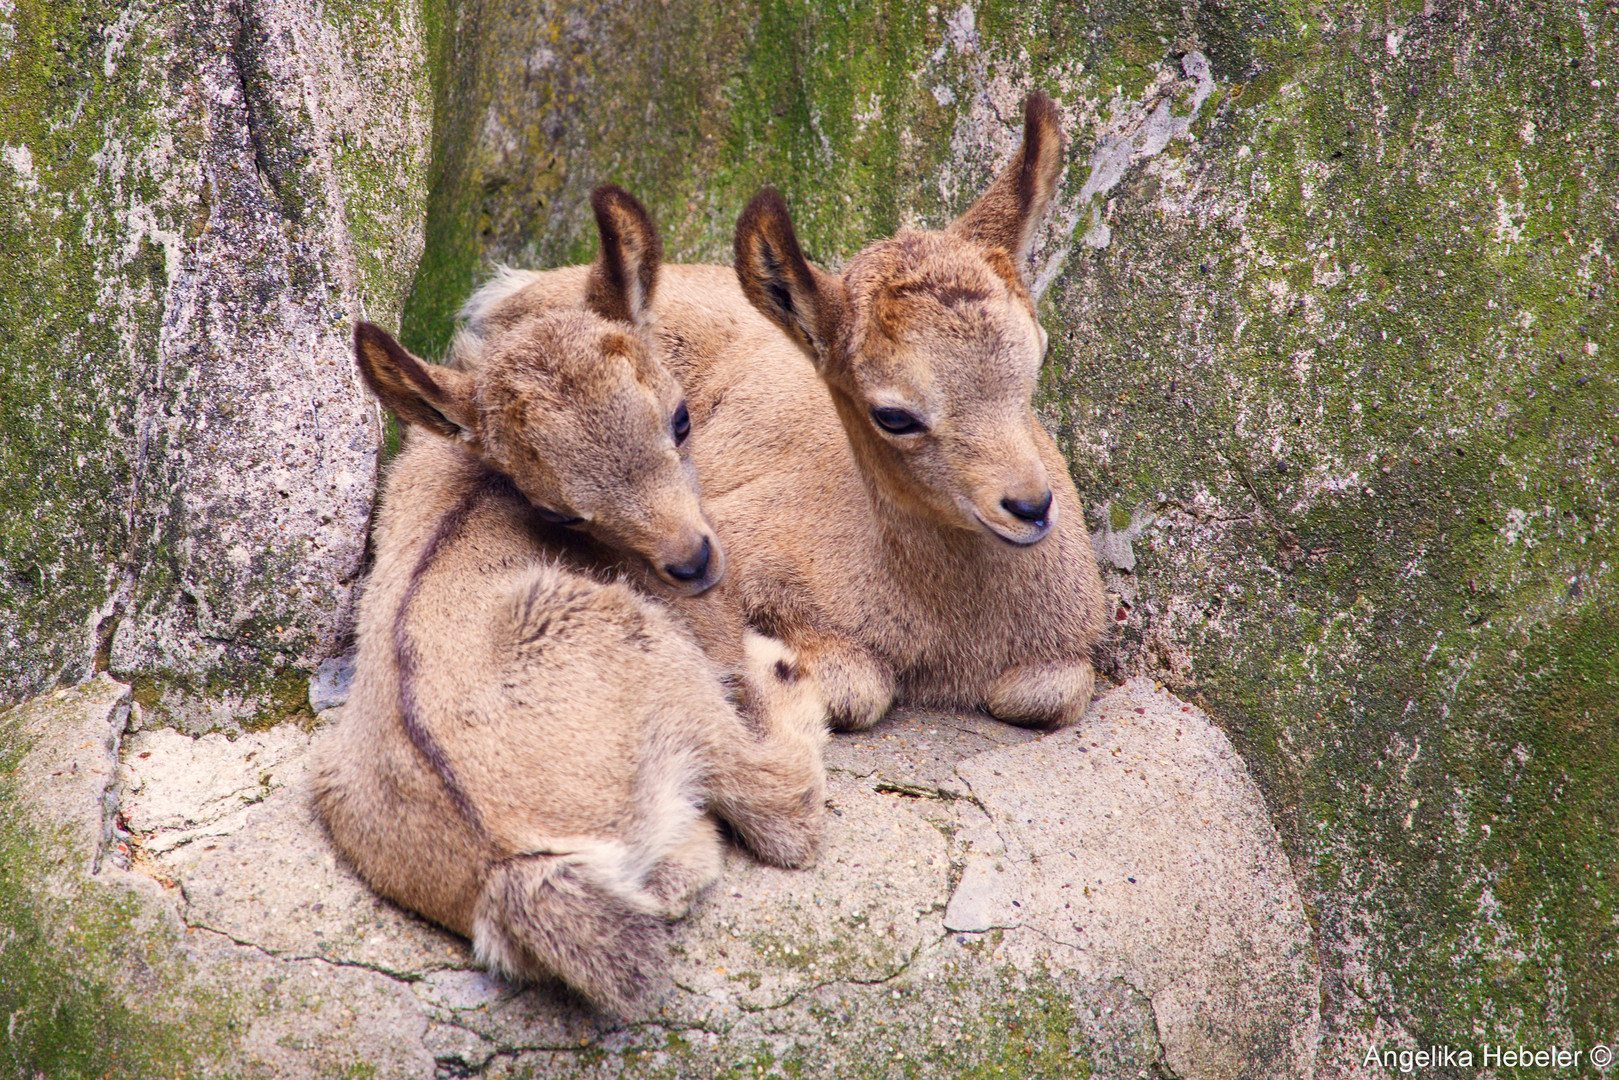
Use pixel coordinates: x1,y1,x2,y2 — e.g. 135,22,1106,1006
310,187,825,1017
689,91,1109,730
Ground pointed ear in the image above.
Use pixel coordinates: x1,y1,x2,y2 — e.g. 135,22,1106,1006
948,91,1065,268
733,188,848,367
353,322,477,440
584,185,663,326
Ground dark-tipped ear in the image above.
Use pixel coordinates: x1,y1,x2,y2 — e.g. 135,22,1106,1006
733,188,847,367
353,322,477,440
948,91,1065,268
584,185,663,326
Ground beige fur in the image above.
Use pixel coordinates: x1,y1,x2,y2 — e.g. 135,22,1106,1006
498,95,1107,731
310,187,825,1017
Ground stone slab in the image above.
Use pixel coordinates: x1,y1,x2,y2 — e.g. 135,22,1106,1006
2,677,1320,1078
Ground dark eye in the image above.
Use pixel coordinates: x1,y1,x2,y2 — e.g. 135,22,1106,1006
871,406,926,435
672,401,691,445
533,504,585,526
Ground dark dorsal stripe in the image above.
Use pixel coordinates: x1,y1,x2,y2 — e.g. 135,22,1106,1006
393,468,522,838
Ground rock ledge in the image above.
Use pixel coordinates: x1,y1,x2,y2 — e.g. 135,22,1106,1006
2,675,1318,1079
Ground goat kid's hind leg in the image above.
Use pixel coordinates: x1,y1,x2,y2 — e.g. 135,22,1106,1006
709,743,826,871
642,815,724,919
740,632,831,747
707,634,829,870
984,660,1096,730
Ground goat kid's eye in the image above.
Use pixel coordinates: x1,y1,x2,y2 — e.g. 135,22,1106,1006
534,504,585,526
870,406,926,435
672,401,691,445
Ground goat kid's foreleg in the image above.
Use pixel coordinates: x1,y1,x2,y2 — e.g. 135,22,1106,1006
984,660,1096,730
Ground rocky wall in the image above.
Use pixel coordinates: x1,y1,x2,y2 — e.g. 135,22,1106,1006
0,0,432,728
405,0,1618,1072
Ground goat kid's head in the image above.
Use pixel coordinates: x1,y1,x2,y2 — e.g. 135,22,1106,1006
356,186,722,594
735,92,1066,546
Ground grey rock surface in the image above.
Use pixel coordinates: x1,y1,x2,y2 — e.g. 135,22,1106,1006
1,0,432,727
955,681,1321,1079
1,675,1319,1078
0,677,440,1077
309,651,358,712
6,674,131,872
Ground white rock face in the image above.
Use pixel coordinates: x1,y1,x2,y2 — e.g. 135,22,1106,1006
118,725,308,852
4,677,1320,1078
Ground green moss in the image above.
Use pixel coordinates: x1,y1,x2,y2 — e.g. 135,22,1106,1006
923,973,1098,1080
1043,0,1618,1055
0,0,159,703
2,0,426,721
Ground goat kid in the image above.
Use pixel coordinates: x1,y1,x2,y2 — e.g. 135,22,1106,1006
686,91,1110,731
311,186,825,1017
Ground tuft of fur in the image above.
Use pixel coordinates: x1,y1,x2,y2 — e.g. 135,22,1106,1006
459,264,548,329
741,631,830,752
473,854,671,1016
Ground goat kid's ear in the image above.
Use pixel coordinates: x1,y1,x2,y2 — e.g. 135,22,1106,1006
733,188,847,369
584,185,663,326
353,322,477,441
948,90,1066,270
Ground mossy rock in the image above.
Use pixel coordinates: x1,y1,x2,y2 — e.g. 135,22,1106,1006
0,0,433,730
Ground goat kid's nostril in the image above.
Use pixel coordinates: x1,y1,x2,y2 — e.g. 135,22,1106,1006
1002,491,1054,525
663,536,712,582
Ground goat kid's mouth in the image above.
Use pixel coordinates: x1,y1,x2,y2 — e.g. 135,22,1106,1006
968,503,1056,547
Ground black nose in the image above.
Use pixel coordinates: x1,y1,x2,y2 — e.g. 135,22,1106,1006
663,536,712,582
1002,491,1053,525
